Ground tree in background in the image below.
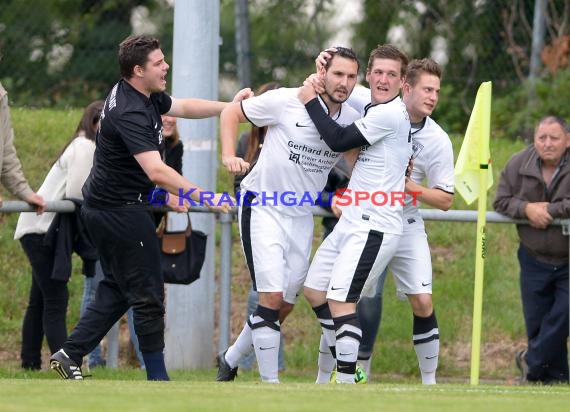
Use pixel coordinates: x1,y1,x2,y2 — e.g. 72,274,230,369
0,0,169,106
1,0,567,136
351,0,569,136
220,0,335,88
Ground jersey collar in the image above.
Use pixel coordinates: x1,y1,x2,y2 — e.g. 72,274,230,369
363,94,400,117
317,95,343,121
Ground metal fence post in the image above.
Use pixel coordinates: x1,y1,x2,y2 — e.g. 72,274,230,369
2,201,569,372
218,211,234,353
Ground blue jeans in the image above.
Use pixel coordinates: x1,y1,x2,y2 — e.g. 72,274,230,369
357,268,387,357
80,266,105,368
518,245,569,383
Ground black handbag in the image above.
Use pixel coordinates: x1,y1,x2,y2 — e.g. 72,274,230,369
157,214,207,285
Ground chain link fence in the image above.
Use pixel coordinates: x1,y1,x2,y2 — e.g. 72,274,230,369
1,0,568,135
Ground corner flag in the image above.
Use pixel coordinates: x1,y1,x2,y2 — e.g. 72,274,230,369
454,81,493,385
454,82,493,205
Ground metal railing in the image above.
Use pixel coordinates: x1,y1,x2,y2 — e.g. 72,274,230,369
2,200,569,366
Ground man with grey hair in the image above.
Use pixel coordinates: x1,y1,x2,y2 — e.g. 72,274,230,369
494,115,569,385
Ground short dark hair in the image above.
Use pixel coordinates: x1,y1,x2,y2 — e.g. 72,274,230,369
536,115,569,133
325,46,360,73
118,35,161,79
405,58,442,86
367,44,408,77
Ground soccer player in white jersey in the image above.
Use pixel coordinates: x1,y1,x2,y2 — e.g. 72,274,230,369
298,44,412,384
337,57,455,384
216,47,361,383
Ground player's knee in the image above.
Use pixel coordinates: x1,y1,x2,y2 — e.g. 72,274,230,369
304,286,326,307
257,291,283,310
409,294,433,317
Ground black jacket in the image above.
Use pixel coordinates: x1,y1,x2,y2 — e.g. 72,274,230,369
44,199,98,281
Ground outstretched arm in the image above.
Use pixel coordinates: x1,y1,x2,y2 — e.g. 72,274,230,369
134,151,234,214
166,88,253,119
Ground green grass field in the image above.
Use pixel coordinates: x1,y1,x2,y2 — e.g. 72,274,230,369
1,371,569,412
2,106,565,395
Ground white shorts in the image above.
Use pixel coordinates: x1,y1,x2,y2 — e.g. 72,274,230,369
239,199,313,304
388,230,433,299
304,218,401,303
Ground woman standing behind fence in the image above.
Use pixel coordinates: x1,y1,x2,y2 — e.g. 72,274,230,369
14,100,103,370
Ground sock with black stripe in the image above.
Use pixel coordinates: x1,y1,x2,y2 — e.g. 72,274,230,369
413,311,439,385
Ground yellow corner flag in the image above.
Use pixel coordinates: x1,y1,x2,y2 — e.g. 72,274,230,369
454,81,493,205
454,81,493,386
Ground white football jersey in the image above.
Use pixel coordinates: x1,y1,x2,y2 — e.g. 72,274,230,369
240,87,360,217
345,85,370,115
405,117,455,232
346,87,454,233
340,95,412,234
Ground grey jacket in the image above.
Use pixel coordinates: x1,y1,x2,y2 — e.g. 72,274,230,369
493,144,570,265
0,82,34,201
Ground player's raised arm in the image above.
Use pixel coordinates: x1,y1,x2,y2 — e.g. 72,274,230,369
220,102,250,175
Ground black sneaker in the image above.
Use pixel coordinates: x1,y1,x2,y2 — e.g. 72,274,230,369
50,349,83,380
515,349,528,384
216,350,238,381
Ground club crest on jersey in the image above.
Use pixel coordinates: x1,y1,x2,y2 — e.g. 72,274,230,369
289,151,301,164
158,126,163,145
411,139,424,159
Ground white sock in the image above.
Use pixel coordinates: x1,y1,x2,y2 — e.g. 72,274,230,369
414,336,439,384
252,325,281,383
334,314,361,384
316,334,335,383
251,308,281,383
225,317,254,368
413,312,439,385
336,337,359,383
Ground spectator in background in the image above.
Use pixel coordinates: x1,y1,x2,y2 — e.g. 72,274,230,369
161,115,183,174
0,81,46,213
494,115,569,385
14,100,103,370
153,114,184,225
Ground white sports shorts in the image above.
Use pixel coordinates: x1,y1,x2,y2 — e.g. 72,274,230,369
388,230,433,299
239,198,313,304
304,217,401,303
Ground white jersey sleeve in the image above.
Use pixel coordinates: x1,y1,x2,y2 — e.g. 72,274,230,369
240,88,287,128
426,140,454,193
404,117,455,232
353,96,409,145
345,85,370,116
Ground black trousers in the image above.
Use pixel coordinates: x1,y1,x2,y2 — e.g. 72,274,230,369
518,244,569,384
20,234,69,369
63,207,165,365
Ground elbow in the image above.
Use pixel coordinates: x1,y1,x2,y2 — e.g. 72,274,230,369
146,166,166,186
